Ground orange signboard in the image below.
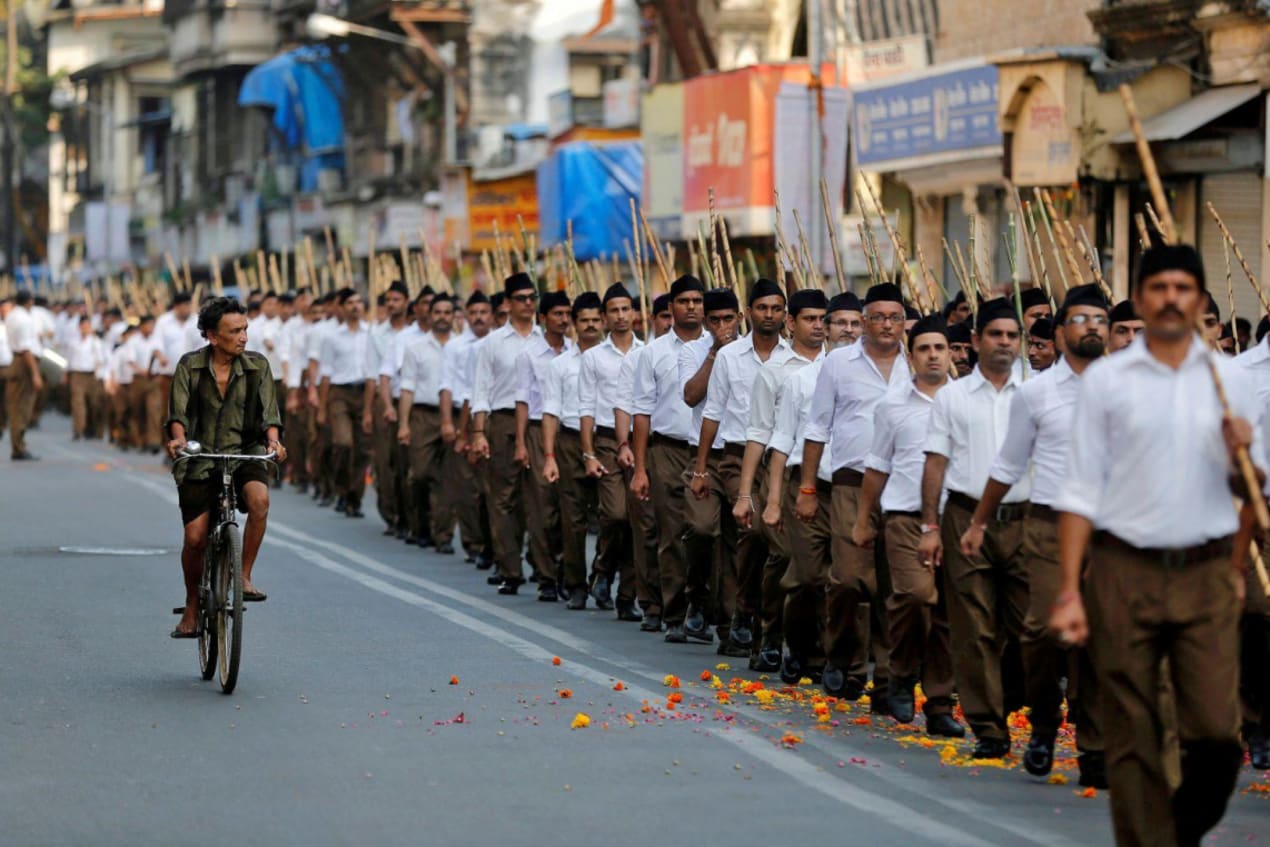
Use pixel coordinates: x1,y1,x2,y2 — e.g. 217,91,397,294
682,63,838,235
467,171,539,253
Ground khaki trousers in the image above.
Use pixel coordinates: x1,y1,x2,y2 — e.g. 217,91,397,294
554,429,594,591
754,460,787,650
940,496,1027,742
284,396,312,486
524,422,562,586
826,480,891,694
683,449,739,630
130,375,163,448
407,405,454,546
486,410,527,582
453,439,488,558
1087,537,1242,847
884,513,955,715
630,479,660,616
593,433,636,603
1242,564,1270,735
373,410,403,528
1021,508,1102,751
68,371,103,438
723,451,770,631
328,384,370,506
649,438,695,626
781,470,832,665
5,362,35,455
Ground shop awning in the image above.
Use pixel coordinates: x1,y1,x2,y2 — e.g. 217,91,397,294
1111,84,1261,143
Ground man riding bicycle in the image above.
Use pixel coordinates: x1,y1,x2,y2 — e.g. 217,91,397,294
165,297,286,638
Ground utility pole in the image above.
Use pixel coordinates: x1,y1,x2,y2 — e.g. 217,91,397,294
2,0,17,273
807,0,823,281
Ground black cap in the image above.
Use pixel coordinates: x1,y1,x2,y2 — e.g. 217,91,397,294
946,322,972,344
1029,317,1055,341
490,292,506,310
504,272,534,296
572,291,602,318
1020,287,1049,311
1135,243,1206,292
386,281,409,298
418,284,435,298
864,283,904,305
1204,291,1220,319
828,291,862,314
788,288,828,317
466,290,490,308
704,288,739,313
172,291,193,305
748,277,785,306
904,303,920,321
652,293,671,314
1056,283,1109,323
1109,299,1137,324
603,283,633,305
975,297,1021,332
907,314,948,349
539,290,571,314
670,274,705,299
279,292,295,305
1257,315,1269,344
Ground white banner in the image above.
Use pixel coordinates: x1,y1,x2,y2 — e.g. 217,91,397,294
773,83,851,273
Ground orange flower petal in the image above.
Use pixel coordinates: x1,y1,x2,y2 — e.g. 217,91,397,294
552,656,562,666
449,676,459,685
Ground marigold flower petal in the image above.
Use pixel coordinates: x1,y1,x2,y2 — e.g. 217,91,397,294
570,713,591,729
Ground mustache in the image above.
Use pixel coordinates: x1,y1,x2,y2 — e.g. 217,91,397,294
1156,305,1186,319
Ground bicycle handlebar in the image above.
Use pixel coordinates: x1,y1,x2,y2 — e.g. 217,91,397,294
174,451,278,464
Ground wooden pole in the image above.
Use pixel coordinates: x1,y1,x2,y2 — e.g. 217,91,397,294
1075,224,1114,301
819,177,847,295
773,191,806,291
1031,189,1071,293
1119,84,1177,244
1207,202,1270,314
791,209,823,292
718,214,738,291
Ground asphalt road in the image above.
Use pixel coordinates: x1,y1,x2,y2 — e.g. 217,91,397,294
2,415,1267,847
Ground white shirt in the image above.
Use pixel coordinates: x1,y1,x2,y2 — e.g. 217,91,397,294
614,345,645,417
439,330,477,405
677,335,719,447
129,331,167,376
472,323,542,415
281,315,313,390
319,322,375,385
154,311,191,376
378,323,425,399
543,345,586,431
746,346,818,445
65,333,108,373
247,314,285,377
867,379,943,513
1237,338,1270,494
579,334,644,431
1056,334,1263,547
925,364,1030,504
0,322,11,367
111,340,135,385
400,330,449,406
988,356,1080,506
368,321,406,387
701,334,790,445
805,342,911,472
5,305,39,355
769,358,834,482
632,329,703,441
106,321,127,349
515,333,572,421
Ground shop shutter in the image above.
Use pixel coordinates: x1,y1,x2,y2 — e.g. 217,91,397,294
1199,171,1263,330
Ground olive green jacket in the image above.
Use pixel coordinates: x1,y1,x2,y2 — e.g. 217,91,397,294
165,346,282,483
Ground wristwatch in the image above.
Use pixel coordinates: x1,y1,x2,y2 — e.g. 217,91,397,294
920,523,940,534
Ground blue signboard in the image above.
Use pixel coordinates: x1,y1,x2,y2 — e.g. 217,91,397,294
853,64,1001,166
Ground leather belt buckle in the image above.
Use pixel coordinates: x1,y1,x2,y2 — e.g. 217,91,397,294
1160,549,1188,569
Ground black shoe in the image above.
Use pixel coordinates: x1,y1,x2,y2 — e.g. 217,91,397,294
419,535,435,549
345,506,365,518
1023,733,1055,776
971,738,1011,760
615,600,642,622
664,624,688,643
640,614,663,633
10,451,39,461
926,713,966,739
751,647,781,673
684,608,713,643
590,577,614,610
824,665,864,699
870,693,891,718
1249,727,1270,771
537,585,559,602
475,552,494,571
566,588,587,610
395,527,409,540
436,543,455,555
382,526,397,536
497,581,521,596
464,552,477,564
334,497,346,512
889,679,917,724
729,613,754,649
404,535,421,546
1078,751,1109,788
717,640,749,658
780,654,806,685
295,482,309,495
486,574,504,585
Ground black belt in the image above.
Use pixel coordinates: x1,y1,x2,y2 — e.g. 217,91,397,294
787,465,833,496
651,433,690,451
832,468,864,487
561,425,580,435
412,402,440,412
490,408,516,418
885,510,922,520
1094,531,1233,569
946,490,1026,523
723,442,746,459
332,382,364,390
1027,502,1058,523
595,424,617,440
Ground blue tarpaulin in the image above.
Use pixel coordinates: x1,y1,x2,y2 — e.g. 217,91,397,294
239,45,346,190
537,141,642,263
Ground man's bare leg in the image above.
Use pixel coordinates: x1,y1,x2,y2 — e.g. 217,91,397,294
241,481,269,595
176,513,210,635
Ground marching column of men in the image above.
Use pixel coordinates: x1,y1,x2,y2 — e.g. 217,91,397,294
12,233,1270,847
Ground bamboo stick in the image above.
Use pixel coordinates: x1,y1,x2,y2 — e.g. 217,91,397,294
1031,189,1070,294
1207,203,1270,314
1120,84,1177,244
1134,213,1151,250
1225,237,1239,354
820,177,847,295
772,191,806,291
718,214,738,291
862,178,925,312
1075,224,1114,301
792,209,823,292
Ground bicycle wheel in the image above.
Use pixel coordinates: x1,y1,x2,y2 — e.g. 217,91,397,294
198,543,218,681
216,522,244,694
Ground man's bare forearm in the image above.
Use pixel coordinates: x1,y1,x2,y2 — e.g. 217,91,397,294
1057,513,1093,595
801,441,826,490
920,454,949,526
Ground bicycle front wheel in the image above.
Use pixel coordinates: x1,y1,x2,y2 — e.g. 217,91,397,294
198,546,218,681
216,523,244,694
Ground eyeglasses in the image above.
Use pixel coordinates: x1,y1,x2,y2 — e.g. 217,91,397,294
866,314,906,325
510,293,537,303
1064,314,1108,327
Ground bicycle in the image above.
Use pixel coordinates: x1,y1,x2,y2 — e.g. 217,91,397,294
174,442,277,694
